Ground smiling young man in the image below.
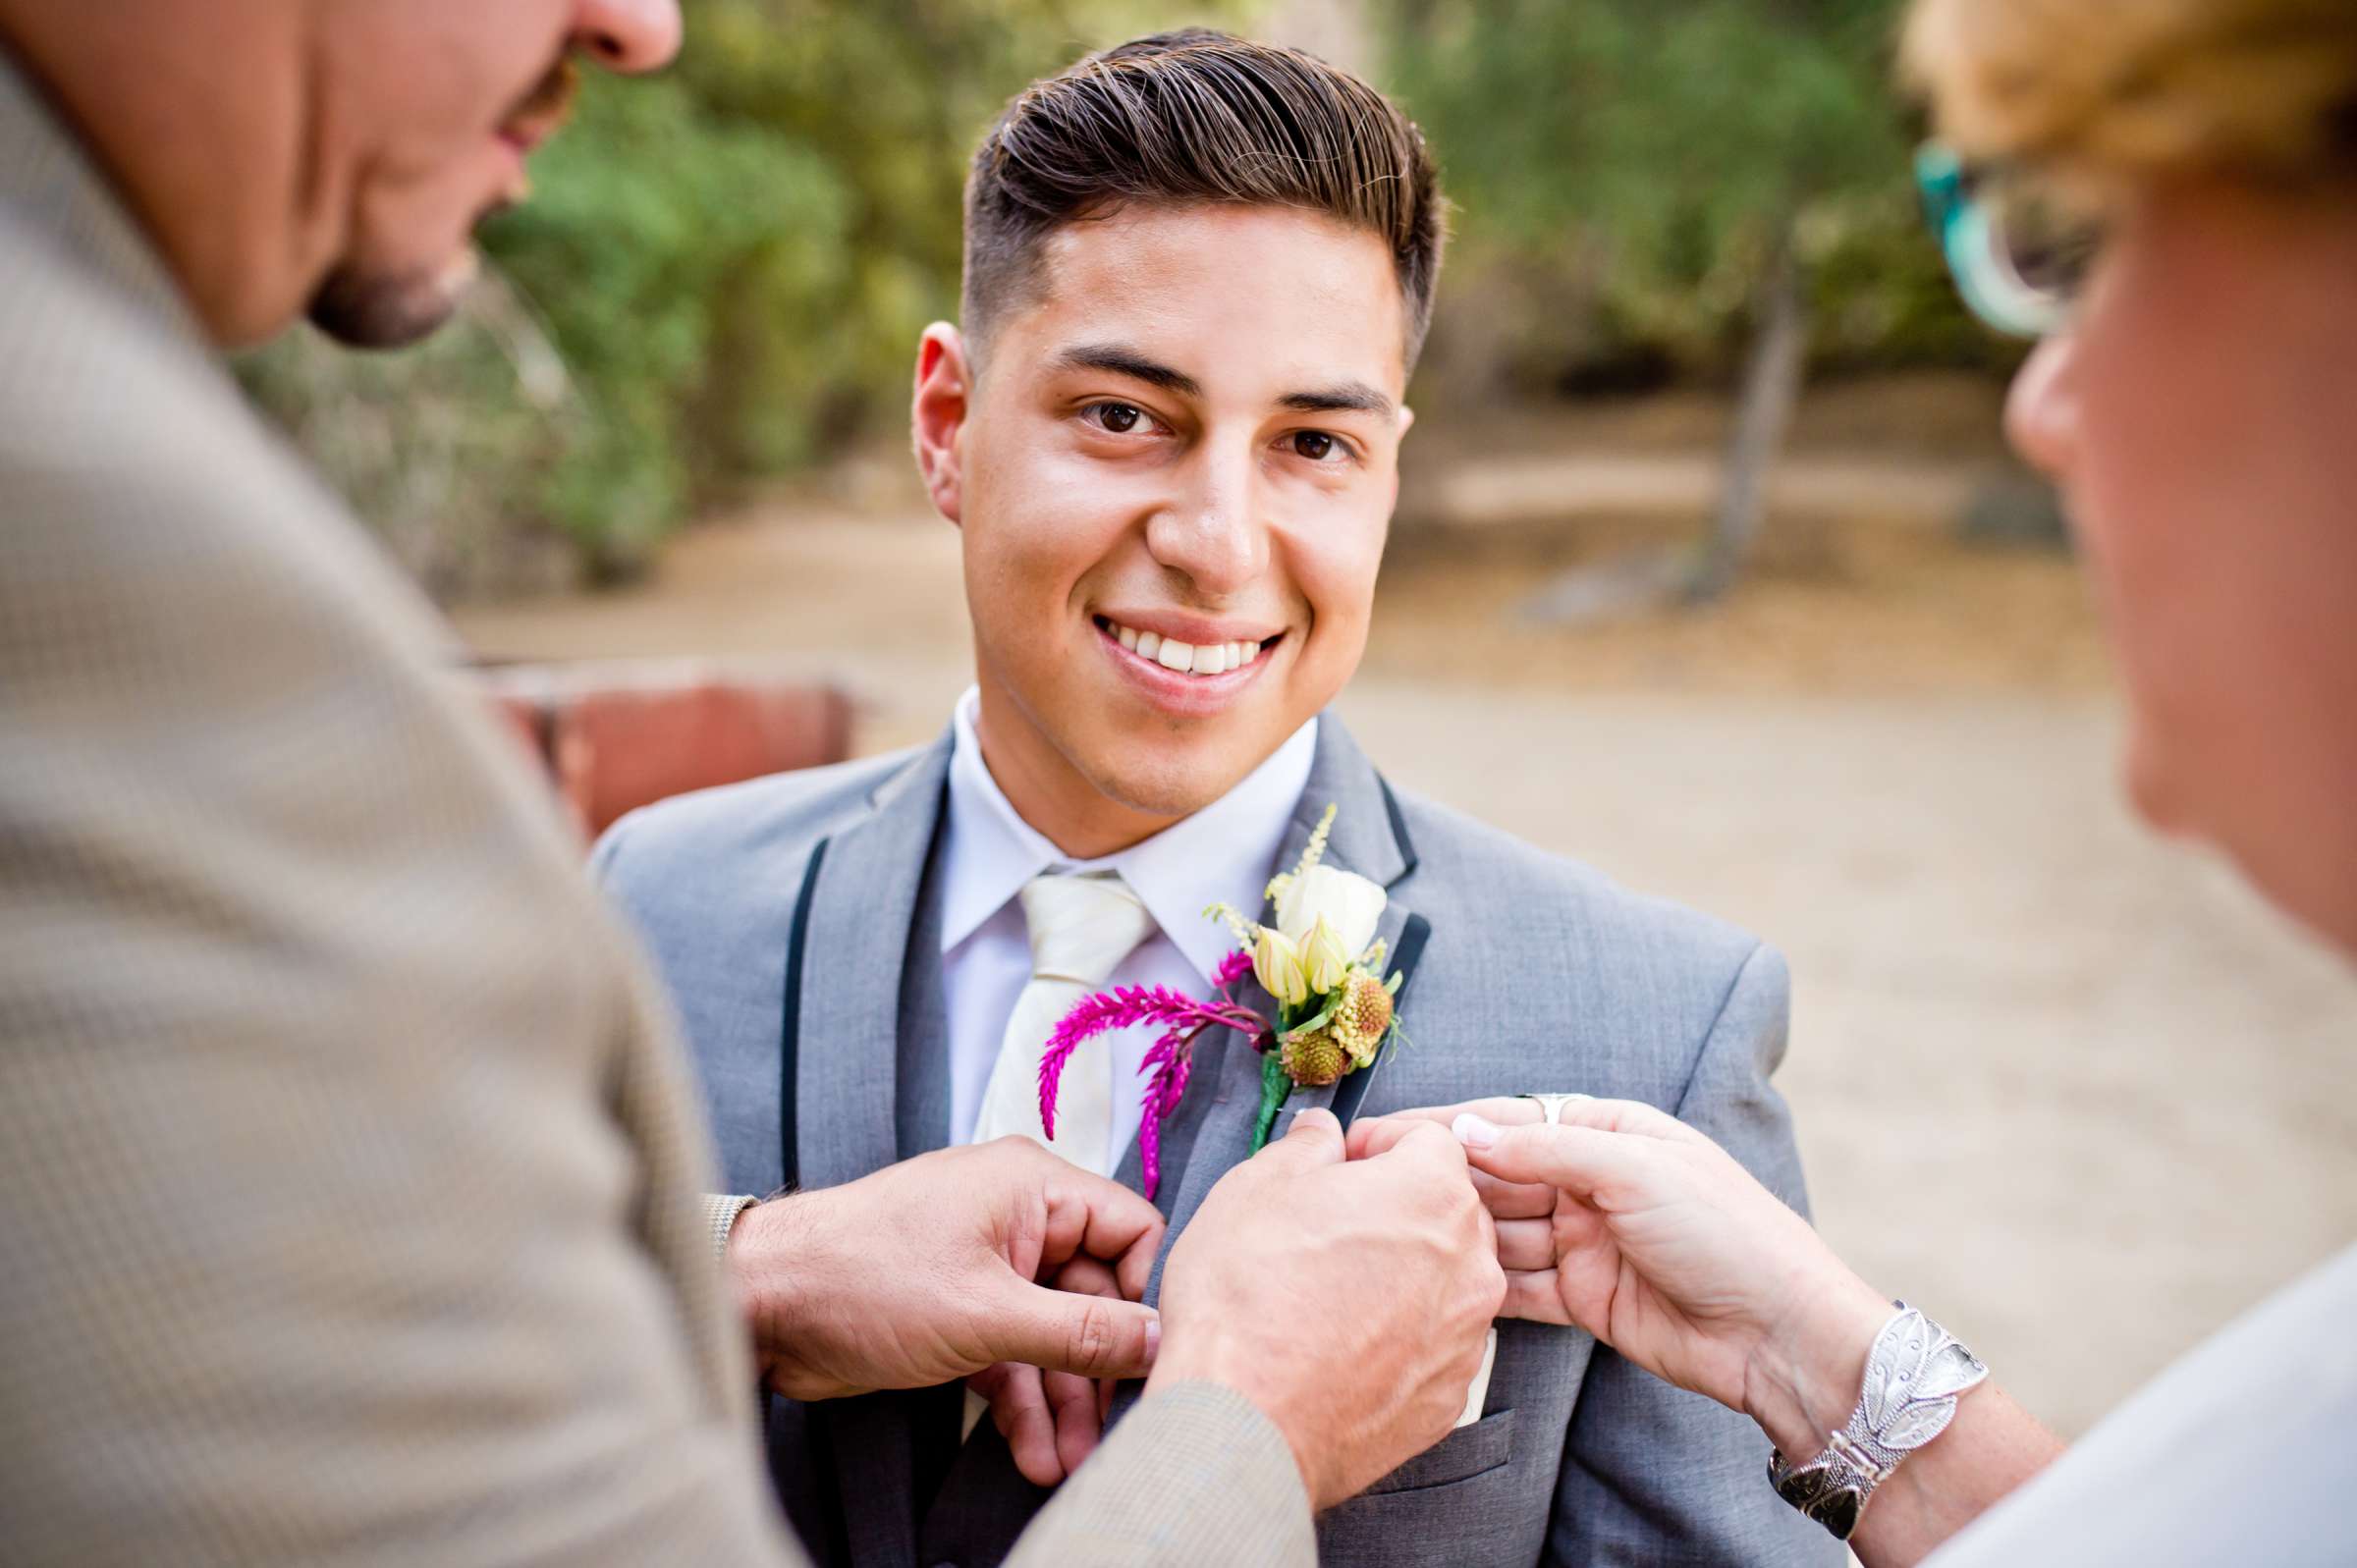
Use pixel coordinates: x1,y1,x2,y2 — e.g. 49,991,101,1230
598,30,1841,1568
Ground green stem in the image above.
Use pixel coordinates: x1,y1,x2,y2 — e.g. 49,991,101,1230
1250,1050,1291,1152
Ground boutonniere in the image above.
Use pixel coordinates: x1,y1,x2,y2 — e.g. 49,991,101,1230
1038,805,1405,1199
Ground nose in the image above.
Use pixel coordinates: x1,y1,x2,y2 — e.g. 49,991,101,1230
1145,446,1269,598
2004,332,2081,483
573,0,682,75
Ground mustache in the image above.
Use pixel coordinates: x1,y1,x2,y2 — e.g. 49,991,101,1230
506,55,580,134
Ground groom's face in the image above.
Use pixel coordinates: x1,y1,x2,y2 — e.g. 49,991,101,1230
916,203,1411,831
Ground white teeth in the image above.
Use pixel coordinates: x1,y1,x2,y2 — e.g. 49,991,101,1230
1106,620,1270,676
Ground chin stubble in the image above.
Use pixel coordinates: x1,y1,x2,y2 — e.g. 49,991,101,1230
305,246,479,350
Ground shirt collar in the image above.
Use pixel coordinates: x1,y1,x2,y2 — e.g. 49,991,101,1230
940,687,1319,982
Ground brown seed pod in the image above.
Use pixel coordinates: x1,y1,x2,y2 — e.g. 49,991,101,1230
1332,971,1395,1067
1281,1027,1347,1087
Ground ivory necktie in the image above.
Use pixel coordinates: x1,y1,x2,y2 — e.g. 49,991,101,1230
970,872,1157,1176
960,874,1156,1444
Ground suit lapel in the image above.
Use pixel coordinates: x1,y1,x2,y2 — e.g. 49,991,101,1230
793,736,950,1193
1107,1015,1235,1215
1331,901,1430,1127
1117,720,1433,1424
788,734,951,1568
1156,719,1425,1247
896,830,956,1162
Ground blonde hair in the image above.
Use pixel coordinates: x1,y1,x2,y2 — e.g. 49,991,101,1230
1904,0,2357,180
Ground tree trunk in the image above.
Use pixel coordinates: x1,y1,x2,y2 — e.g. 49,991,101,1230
1687,223,1809,603
1519,218,1811,623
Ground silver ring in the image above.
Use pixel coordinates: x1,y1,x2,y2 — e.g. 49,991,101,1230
1516,1093,1593,1126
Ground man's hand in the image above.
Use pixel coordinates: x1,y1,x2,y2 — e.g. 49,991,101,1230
1146,1108,1506,1512
1349,1097,1888,1453
730,1136,1165,1402
967,1254,1124,1487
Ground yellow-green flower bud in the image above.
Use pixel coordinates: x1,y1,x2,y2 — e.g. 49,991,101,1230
1300,914,1350,996
1253,925,1309,1009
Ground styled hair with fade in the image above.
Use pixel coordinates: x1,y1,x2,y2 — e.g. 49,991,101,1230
960,29,1447,368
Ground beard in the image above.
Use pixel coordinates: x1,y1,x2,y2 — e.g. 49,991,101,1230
306,245,479,350
304,56,573,350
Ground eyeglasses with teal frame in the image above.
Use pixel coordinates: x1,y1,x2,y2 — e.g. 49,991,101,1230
1917,142,2101,339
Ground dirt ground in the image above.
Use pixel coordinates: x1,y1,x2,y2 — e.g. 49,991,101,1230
457,377,2357,1439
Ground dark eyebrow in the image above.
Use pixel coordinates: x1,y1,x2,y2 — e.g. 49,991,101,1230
1051,344,1203,401
1280,382,1396,418
1051,344,1394,419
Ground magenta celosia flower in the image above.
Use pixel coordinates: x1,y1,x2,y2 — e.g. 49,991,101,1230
1038,983,1265,1200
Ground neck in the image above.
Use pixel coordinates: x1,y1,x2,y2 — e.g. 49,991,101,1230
0,0,326,346
972,684,1182,861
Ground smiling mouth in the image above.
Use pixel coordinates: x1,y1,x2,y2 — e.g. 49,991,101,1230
1095,616,1281,678
495,55,578,164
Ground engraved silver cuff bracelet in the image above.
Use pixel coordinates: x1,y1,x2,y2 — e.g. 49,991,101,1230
1768,1302,1990,1541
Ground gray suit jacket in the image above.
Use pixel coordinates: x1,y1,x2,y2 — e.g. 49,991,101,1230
597,723,1845,1567
0,53,1311,1568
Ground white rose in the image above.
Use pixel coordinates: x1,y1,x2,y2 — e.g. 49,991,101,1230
1276,864,1386,961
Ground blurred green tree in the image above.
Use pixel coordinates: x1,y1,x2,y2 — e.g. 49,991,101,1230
1382,0,1997,611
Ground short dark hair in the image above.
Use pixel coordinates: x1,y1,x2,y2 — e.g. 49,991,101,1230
961,29,1447,368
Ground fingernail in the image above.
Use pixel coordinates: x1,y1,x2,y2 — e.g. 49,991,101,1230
1143,1313,1161,1365
1453,1112,1499,1151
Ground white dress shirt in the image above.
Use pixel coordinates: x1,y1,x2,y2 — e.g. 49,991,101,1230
939,688,1317,1168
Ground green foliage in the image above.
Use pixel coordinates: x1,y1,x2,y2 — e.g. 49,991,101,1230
1382,0,1997,394
479,64,854,574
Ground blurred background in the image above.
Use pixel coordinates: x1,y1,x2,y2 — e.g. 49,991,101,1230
243,0,2357,1442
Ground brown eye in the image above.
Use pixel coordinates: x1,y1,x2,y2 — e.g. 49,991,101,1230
1092,403,1144,434
1291,431,1337,461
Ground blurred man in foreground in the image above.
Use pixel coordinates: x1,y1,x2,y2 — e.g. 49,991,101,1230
0,4,1501,1562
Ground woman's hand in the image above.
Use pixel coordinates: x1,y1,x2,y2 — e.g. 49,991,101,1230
1356,1096,2063,1567
1349,1096,1891,1452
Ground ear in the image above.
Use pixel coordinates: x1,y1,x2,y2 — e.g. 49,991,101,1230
912,322,974,525
1398,404,1417,441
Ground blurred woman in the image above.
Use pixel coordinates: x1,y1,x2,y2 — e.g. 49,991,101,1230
1365,2,2357,1562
